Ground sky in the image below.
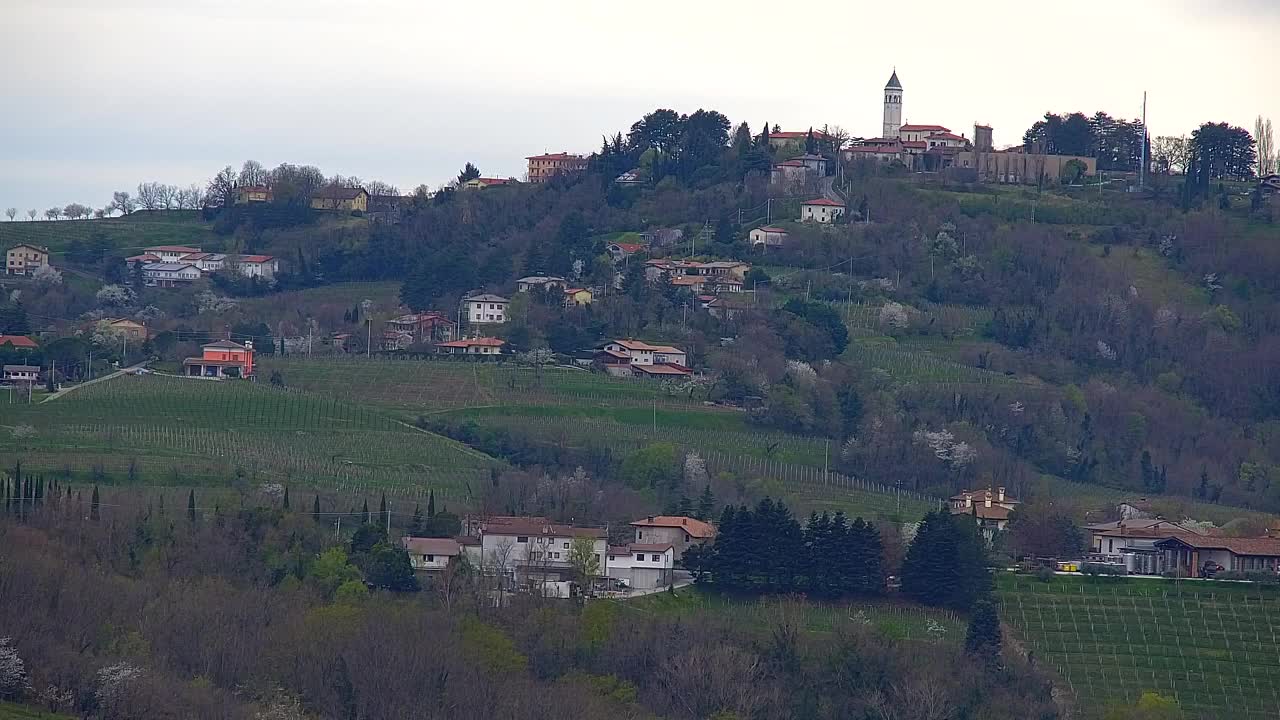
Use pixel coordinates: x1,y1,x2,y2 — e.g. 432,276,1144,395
2,0,1277,212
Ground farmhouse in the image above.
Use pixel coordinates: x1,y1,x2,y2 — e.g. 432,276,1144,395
99,318,149,342
460,177,513,190
771,159,809,187
1156,530,1280,577
800,198,845,223
606,544,675,590
2,365,40,383
401,537,462,572
464,294,509,324
237,186,273,204
5,244,50,276
516,276,569,293
144,246,203,263
949,487,1020,539
563,287,593,306
526,153,588,184
749,226,788,248
234,255,278,279
468,516,608,597
311,186,369,212
142,262,201,287
436,337,505,356
1087,518,1205,575
0,335,39,350
183,340,255,378
607,242,647,262
630,515,716,560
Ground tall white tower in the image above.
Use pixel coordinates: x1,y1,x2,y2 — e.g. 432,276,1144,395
882,69,903,139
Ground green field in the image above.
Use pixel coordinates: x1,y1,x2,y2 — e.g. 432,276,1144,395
625,586,966,643
0,703,74,720
0,211,219,254
0,374,498,503
998,574,1280,719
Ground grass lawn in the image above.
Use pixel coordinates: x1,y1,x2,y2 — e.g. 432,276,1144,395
0,373,498,503
997,573,1280,719
0,703,75,720
0,210,219,254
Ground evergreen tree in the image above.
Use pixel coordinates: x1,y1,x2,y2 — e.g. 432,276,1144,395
313,495,322,521
426,489,436,518
696,485,715,521
964,597,1003,665
364,544,421,592
362,499,370,523
187,489,196,523
805,127,816,154
902,511,990,610
677,495,694,517
379,493,387,526
90,485,100,521
409,504,424,536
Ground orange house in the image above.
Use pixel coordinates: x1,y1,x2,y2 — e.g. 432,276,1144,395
183,340,255,378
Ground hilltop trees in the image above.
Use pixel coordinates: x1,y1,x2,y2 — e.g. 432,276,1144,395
901,511,990,610
1190,122,1257,181
1021,111,1146,170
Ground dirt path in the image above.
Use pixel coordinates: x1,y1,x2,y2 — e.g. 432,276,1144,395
41,361,149,403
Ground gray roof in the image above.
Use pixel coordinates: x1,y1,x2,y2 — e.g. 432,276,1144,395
885,70,902,89
3,365,39,373
143,262,199,271
466,294,508,303
313,186,367,200
202,340,247,349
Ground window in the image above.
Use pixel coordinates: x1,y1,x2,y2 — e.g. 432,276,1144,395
636,554,644,562
517,536,528,543
563,542,570,549
637,530,643,540
553,552,561,559
426,554,435,562
608,555,616,561
651,554,661,562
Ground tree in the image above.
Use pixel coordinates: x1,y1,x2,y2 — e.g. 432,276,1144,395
109,191,136,216
0,637,28,699
25,210,35,221
457,163,481,185
363,544,420,591
313,495,321,521
350,523,384,556
1191,122,1257,181
90,485,100,520
3,208,13,221
1255,116,1275,177
964,597,1002,665
44,207,59,221
207,166,239,209
901,511,991,610
696,485,715,520
620,443,679,491
1006,501,1083,558
408,504,424,536
309,547,362,599
187,489,196,523
30,265,62,287
568,536,600,592
239,160,267,188
283,486,290,511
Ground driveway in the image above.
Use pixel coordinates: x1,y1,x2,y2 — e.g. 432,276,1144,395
42,361,149,403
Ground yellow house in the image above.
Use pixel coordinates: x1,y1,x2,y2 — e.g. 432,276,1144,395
564,287,593,306
310,186,369,212
461,177,512,190
6,244,49,276
237,186,273,204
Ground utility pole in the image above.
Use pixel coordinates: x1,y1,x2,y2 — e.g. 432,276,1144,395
87,349,93,380
366,318,372,359
823,438,829,483
386,499,391,535
308,323,313,358
1139,91,1148,191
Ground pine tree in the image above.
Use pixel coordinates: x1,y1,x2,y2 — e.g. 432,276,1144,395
283,486,290,511
677,495,694,517
187,489,196,523
426,489,436,518
90,485,100,521
379,493,387,525
696,485,715,521
964,597,1003,665
362,499,370,523
902,511,990,610
409,504,424,537
313,495,321,521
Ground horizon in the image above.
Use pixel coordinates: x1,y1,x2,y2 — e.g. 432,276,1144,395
2,0,1277,211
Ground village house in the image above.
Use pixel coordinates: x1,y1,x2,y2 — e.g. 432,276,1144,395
236,186,273,204
949,487,1020,539
382,330,414,351
400,537,462,572
0,335,38,350
670,275,743,294
526,153,588,184
464,294,509,324
702,295,752,320
1087,518,1206,575
1156,526,1280,578
142,262,202,287
310,186,369,213
640,228,684,247
183,340,255,378
600,339,687,367
770,159,809,188
2,365,40,384
792,153,829,174
517,276,569,293
466,516,608,597
5,244,50,276
384,312,455,344
563,287,593,306
749,226,789,248
844,143,904,165
800,198,845,223
630,515,716,561
145,246,203,263
178,253,227,273
596,339,691,379
460,177,513,190
606,544,676,590
234,255,279,279
99,318,149,342
607,242,647,262
436,337,505,356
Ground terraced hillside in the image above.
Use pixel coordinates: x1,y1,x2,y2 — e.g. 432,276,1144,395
0,210,218,254
0,374,497,503
998,574,1280,719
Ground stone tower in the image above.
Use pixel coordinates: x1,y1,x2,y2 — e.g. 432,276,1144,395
882,69,903,139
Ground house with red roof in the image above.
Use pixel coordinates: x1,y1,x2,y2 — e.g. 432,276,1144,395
771,159,809,187
800,198,845,223
436,336,505,356
950,487,1020,540
1156,526,1280,578
526,152,587,184
183,339,255,378
0,335,39,350
460,177,514,190
597,339,691,378
144,245,203,263
607,241,647,262
233,255,278,279
630,515,717,561
6,244,50,276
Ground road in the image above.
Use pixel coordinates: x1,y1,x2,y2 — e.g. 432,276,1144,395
41,361,149,403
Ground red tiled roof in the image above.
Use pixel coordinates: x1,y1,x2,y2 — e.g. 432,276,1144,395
479,517,607,539
951,504,1011,520
610,339,684,354
1157,535,1280,556
774,160,806,168
475,177,510,186
126,253,160,263
802,198,843,207
437,337,505,348
235,255,275,264
630,516,717,538
756,226,787,233
846,145,899,153
901,141,927,149
928,132,967,141
146,245,201,253
0,335,38,349
526,152,585,160
899,124,950,132
610,242,646,253
400,537,462,556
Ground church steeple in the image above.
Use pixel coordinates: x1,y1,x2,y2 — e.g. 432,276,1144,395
882,68,903,138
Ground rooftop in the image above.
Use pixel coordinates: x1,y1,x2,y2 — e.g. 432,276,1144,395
899,124,950,132
145,245,202,253
3,365,39,373
202,340,249,350
437,337,505,348
802,198,844,207
400,537,462,556
466,293,509,303
630,515,717,538
312,186,367,200
1157,535,1280,557
0,336,38,349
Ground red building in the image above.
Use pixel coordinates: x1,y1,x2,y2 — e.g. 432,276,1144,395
183,340,255,378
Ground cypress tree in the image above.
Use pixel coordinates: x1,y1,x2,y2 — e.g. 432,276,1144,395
426,489,436,518
187,489,196,523
902,511,990,610
696,485,715,521
283,486,290,511
964,597,1003,665
313,495,321,521
379,493,387,525
362,499,370,523
409,504,424,537
90,485,100,521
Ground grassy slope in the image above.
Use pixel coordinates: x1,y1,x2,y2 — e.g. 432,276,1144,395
998,573,1280,719
0,211,219,254
0,374,497,503
0,703,75,720
259,357,940,521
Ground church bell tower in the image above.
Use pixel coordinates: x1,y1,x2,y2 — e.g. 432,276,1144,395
883,69,903,139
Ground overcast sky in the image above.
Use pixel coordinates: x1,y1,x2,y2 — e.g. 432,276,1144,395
2,0,1277,212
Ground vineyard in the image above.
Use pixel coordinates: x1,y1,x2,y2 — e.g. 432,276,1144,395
0,375,497,502
998,574,1280,719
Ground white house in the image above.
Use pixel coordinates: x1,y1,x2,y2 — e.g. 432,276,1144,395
142,262,201,287
749,226,788,248
770,159,809,187
1086,518,1205,575
2,365,40,383
516,276,568,293
234,255,279,279
792,153,829,174
144,245,203,263
949,487,1020,541
436,337,505,356
800,198,845,223
471,516,608,596
400,537,462,571
465,294,509,324
630,515,716,560
179,252,226,273
606,544,675,590
601,339,687,367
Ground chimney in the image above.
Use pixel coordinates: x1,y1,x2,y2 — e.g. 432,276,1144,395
998,486,1005,502
985,494,992,508
965,494,972,509
647,516,654,522
1268,523,1280,539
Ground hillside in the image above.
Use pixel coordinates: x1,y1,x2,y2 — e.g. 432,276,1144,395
0,211,218,254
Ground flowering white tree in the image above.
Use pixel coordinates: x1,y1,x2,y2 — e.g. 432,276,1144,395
879,301,909,330
0,638,28,698
95,661,141,711
95,284,136,307
784,360,817,386
30,264,62,286
683,451,709,487
912,428,977,470
1096,340,1117,361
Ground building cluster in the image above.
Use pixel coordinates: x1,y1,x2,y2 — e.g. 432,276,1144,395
124,245,278,287
643,258,750,293
594,338,691,378
1087,514,1280,578
400,514,715,597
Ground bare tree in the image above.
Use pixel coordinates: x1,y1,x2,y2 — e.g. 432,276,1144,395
239,160,267,188
1256,116,1275,177
484,538,516,608
93,208,106,219
136,182,162,211
207,166,239,209
4,208,14,221
364,180,400,197
44,207,60,221
110,191,136,216
26,209,36,221
1152,135,1190,175
64,203,90,220
159,184,178,209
